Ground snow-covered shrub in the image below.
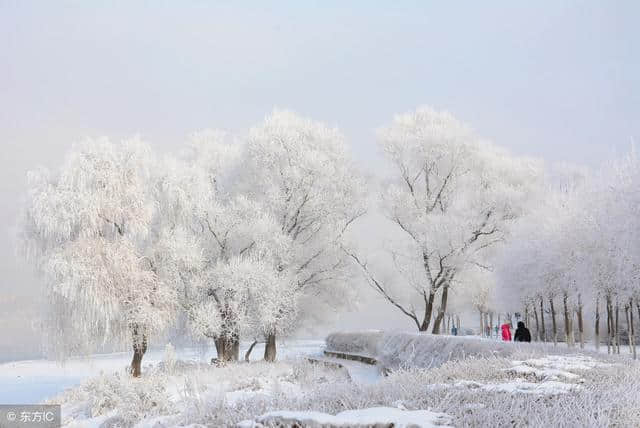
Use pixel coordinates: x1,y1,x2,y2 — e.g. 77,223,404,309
53,370,174,427
178,374,228,427
162,343,177,375
173,360,351,427
156,358,204,375
378,333,522,370
328,331,617,372
292,358,351,386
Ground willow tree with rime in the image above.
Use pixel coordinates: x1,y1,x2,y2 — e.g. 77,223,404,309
19,138,176,376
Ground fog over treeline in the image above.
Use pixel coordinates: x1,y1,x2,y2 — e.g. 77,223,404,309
1,1,639,362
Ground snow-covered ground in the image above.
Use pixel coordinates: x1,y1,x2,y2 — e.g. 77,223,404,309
2,334,639,427
240,407,452,428
0,339,323,405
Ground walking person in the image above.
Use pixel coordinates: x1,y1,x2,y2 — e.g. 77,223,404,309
513,321,532,342
501,322,512,341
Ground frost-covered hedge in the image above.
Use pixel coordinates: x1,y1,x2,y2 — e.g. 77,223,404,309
325,331,607,370
379,333,524,370
325,330,384,357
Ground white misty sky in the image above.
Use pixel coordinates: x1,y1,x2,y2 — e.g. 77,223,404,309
1,1,638,357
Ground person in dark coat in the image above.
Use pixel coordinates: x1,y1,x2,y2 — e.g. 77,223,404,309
513,321,531,342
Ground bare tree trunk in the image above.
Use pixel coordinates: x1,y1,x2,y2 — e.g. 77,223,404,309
570,309,575,346
479,310,484,337
214,307,241,362
245,340,258,362
533,305,540,341
484,313,488,338
562,293,571,347
489,312,494,338
539,298,546,342
264,332,277,362
577,298,584,349
481,313,486,338
214,337,225,360
130,328,147,378
549,297,557,346
215,333,240,362
456,315,461,332
595,296,600,351
615,301,620,354
625,304,632,356
630,298,636,360
231,336,240,360
606,296,612,354
432,286,449,334
131,345,146,378
419,291,437,331
489,313,493,337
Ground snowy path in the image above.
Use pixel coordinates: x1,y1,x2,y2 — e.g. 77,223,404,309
0,340,324,404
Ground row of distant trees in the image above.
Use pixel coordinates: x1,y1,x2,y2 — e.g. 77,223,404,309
494,154,640,359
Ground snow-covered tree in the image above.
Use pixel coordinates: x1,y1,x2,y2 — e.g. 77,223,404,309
244,110,366,359
157,131,294,361
19,138,176,376
462,266,495,337
349,106,541,333
589,152,640,356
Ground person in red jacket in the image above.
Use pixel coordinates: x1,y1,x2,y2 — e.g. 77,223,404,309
501,322,512,341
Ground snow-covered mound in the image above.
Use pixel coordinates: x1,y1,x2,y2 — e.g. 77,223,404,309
239,407,452,428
